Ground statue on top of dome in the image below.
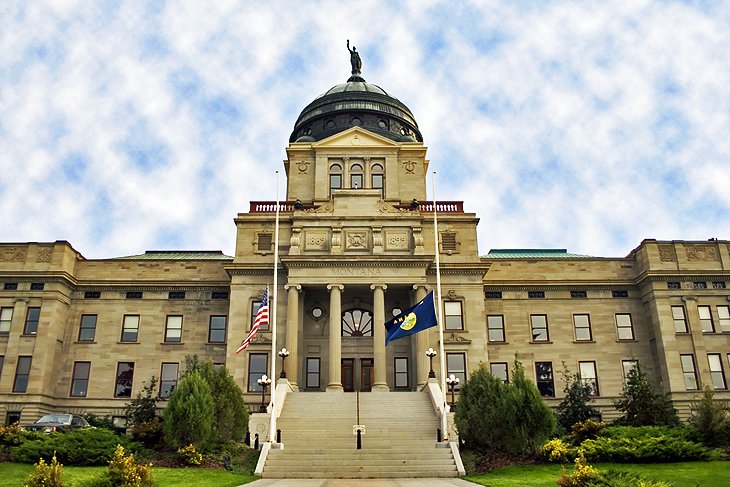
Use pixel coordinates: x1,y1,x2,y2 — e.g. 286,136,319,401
347,40,362,75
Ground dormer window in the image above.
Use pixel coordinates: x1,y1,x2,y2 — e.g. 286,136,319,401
329,163,342,197
350,163,363,189
371,163,384,196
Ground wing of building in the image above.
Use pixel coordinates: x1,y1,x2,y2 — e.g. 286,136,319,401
1,58,729,429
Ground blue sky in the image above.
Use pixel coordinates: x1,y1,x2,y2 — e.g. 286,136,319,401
1,1,729,259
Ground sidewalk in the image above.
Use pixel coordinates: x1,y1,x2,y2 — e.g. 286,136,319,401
245,479,475,487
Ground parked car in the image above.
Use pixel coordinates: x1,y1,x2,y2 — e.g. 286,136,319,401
24,413,91,432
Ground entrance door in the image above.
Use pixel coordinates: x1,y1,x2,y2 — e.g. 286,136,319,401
360,358,374,391
342,359,355,392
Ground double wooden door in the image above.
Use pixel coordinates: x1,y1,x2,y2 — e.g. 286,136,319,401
342,358,373,392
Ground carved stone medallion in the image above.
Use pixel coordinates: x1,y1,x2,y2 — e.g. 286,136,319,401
0,246,26,262
658,244,675,262
345,230,368,250
685,245,718,261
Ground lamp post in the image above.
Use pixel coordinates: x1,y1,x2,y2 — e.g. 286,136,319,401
425,348,437,379
257,375,272,413
445,374,460,409
278,348,290,379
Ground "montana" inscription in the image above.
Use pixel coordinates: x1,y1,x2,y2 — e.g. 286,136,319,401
331,267,382,277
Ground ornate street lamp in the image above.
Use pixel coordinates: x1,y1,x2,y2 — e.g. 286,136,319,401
278,347,290,379
257,375,272,413
446,373,460,409
425,348,437,379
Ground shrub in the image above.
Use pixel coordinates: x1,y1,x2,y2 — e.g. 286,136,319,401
613,363,678,427
556,452,599,487
163,371,214,450
23,453,65,487
688,386,729,446
129,419,163,449
126,377,161,447
556,364,599,432
578,435,716,463
11,428,135,466
570,419,607,446
454,361,555,455
177,443,203,465
597,470,671,487
0,423,43,447
81,445,155,487
542,438,569,463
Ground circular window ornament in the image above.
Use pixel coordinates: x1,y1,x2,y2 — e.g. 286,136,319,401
312,306,323,319
392,307,402,317
351,117,362,126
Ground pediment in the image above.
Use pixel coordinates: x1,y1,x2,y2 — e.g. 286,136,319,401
313,127,400,148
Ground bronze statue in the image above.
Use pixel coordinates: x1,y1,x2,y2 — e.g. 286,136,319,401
347,39,362,75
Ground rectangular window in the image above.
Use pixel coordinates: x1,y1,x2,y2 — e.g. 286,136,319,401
446,352,466,389
394,357,409,389
4,283,18,290
485,291,502,299
490,362,508,383
84,291,101,299
579,361,599,396
5,411,21,426
528,290,545,299
126,291,143,299
0,307,12,334
693,281,707,289
211,291,229,300
78,315,97,341
616,314,635,340
708,354,726,390
208,316,227,343
306,358,320,389
372,174,383,195
115,362,134,398
680,354,698,390
121,315,139,342
164,315,183,343
329,174,341,196
672,306,688,333
622,360,638,384
30,283,44,291
257,234,272,252
570,290,587,298
251,300,268,331
350,173,363,189
667,281,680,289
248,353,268,392
712,281,726,289
535,362,554,397
160,363,179,398
168,291,185,300
441,233,457,251
444,301,463,330
718,306,730,333
612,290,629,298
13,356,32,393
530,314,549,341
70,361,90,397
24,307,40,335
487,315,505,342
698,306,714,333
573,314,592,341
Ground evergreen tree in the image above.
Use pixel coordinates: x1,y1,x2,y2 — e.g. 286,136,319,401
688,386,729,446
511,360,557,452
556,363,599,432
613,362,678,426
198,362,249,443
163,371,215,450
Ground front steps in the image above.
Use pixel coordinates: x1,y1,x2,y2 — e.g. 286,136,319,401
262,391,459,478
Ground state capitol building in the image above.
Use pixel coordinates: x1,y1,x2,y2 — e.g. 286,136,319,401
1,53,729,430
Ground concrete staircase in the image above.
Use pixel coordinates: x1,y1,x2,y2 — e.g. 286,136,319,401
262,391,459,478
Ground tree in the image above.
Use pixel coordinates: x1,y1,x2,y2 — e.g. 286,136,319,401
556,363,599,432
613,362,678,426
454,361,555,455
180,356,249,444
125,377,163,446
688,386,729,446
163,371,215,450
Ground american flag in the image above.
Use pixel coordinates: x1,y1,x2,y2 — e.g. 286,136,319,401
235,287,269,354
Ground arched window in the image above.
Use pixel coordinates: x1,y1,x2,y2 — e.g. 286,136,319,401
329,163,342,197
350,163,363,189
371,163,384,196
342,308,373,337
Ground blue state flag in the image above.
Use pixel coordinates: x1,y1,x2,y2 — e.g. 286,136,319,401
385,291,438,345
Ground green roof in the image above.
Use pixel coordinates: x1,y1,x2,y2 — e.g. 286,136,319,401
483,249,592,259
114,251,233,261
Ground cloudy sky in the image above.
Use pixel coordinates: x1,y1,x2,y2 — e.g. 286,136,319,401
1,1,729,259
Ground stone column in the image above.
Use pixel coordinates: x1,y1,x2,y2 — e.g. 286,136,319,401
683,296,710,388
371,284,388,391
327,284,344,391
413,285,430,387
284,284,301,389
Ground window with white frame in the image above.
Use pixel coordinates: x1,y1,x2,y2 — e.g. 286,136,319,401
615,314,634,340
70,361,90,397
573,314,592,341
371,163,384,196
490,362,508,383
159,362,179,398
350,163,363,189
444,301,463,330
329,163,342,196
621,360,638,384
164,315,183,343
78,315,97,342
394,357,409,389
446,352,466,388
579,361,599,396
698,306,714,333
718,306,730,333
708,354,726,390
672,306,688,333
680,354,698,390
247,353,268,392
487,315,505,342
306,358,320,389
0,307,12,335
530,314,549,341
121,315,139,342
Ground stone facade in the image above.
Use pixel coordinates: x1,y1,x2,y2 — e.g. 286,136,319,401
1,80,729,427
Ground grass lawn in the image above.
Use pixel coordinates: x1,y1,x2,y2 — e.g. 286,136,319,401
464,460,730,487
0,463,258,487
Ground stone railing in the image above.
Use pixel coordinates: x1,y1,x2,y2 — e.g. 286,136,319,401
249,200,464,213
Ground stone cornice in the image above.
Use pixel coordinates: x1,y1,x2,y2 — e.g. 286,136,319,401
483,284,635,291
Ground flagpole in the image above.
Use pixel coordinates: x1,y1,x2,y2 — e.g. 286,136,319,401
269,171,281,444
432,171,448,441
